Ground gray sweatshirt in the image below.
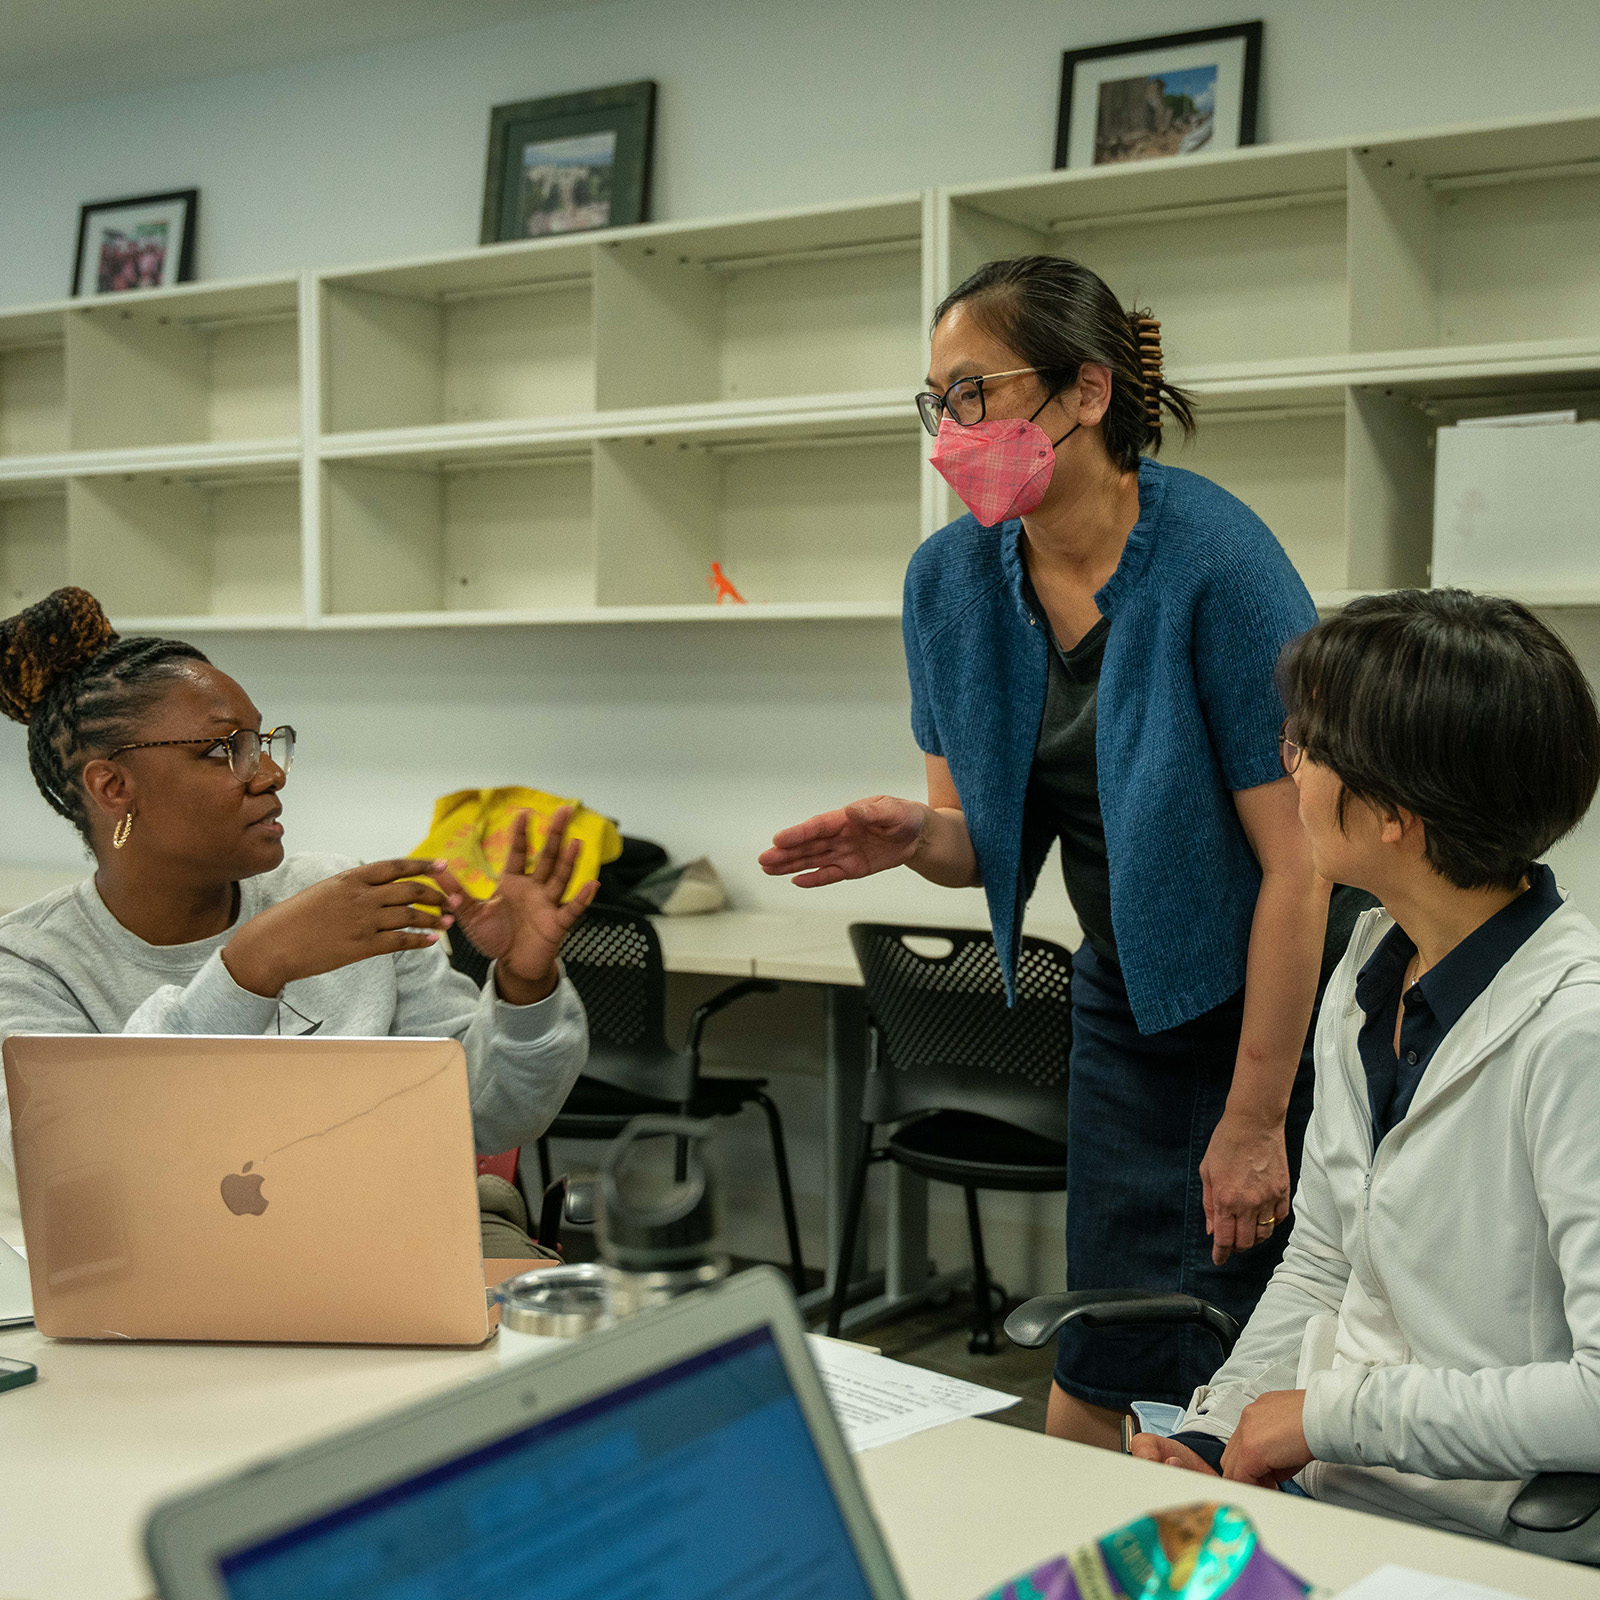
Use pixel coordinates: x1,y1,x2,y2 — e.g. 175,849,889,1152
0,854,589,1191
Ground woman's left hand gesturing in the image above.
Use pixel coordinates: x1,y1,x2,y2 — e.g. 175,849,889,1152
430,806,599,1005
1199,1111,1290,1266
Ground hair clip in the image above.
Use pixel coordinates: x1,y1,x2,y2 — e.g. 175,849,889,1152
1130,314,1165,429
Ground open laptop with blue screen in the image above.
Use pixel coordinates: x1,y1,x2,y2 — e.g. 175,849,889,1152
145,1266,907,1600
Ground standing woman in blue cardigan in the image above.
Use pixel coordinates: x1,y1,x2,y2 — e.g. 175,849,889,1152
762,256,1362,1449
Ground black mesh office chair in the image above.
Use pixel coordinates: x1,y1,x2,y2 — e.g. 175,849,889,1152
826,924,1073,1353
1005,1291,1600,1542
448,906,805,1291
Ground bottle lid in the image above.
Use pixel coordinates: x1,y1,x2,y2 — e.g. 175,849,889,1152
597,1115,719,1271
496,1263,607,1337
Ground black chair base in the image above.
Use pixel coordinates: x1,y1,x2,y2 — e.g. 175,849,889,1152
827,1118,1064,1353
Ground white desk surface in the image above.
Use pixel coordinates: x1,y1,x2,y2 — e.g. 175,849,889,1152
1,1322,1592,1600
859,1418,1600,1600
656,907,1079,987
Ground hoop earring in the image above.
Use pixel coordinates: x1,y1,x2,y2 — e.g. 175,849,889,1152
112,813,134,851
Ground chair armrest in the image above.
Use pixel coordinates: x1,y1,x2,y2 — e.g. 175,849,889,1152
537,1174,596,1253
1003,1289,1242,1361
685,978,780,1058
1508,1472,1600,1535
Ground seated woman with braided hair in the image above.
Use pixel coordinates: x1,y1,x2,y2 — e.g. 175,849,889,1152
0,588,593,1252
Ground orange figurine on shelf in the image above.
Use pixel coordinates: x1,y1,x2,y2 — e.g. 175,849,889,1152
709,561,747,604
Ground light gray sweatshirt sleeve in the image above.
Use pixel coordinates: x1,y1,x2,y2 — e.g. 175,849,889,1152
388,944,588,1156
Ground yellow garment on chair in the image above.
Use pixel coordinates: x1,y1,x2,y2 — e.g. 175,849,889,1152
410,787,622,903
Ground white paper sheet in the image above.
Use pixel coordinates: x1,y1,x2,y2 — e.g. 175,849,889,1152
1334,1565,1534,1600
806,1333,1018,1452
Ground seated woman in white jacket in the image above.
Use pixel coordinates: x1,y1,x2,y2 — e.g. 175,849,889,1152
1134,587,1600,1561
0,587,592,1247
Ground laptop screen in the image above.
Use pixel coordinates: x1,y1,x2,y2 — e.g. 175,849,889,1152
217,1326,877,1599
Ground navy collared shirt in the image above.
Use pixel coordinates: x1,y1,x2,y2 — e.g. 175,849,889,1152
1355,864,1562,1142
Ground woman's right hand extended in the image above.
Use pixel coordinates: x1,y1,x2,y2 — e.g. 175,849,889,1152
759,796,929,887
222,859,453,998
1128,1434,1220,1475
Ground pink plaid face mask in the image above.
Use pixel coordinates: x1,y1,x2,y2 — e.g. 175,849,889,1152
929,415,1079,527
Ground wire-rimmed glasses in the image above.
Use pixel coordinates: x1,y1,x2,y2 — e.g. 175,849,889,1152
108,726,296,783
1279,721,1305,776
915,367,1040,437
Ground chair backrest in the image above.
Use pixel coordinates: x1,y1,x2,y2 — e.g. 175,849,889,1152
448,908,686,1100
849,923,1072,1148
559,905,689,1101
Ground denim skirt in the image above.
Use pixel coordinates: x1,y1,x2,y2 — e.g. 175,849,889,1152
1054,942,1317,1410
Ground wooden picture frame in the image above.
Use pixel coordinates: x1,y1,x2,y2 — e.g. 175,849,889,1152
72,188,198,297
1054,22,1262,170
480,81,657,244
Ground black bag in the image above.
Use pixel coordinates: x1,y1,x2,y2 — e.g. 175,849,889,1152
594,835,670,912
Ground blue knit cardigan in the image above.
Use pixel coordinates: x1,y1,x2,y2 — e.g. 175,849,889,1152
903,458,1317,1034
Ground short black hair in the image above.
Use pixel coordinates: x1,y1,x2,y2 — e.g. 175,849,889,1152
931,255,1196,473
0,587,208,843
1279,588,1600,891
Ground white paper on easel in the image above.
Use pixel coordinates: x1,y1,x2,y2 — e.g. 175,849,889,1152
806,1334,1018,1452
1333,1565,1533,1600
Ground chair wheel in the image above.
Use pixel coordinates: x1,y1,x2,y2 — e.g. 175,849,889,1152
968,1327,998,1356
986,1281,1008,1314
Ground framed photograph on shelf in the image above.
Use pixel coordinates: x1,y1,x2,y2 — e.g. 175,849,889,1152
480,80,657,243
72,188,198,296
1054,22,1262,170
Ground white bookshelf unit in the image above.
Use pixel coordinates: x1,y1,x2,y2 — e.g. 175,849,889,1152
940,109,1600,606
5,109,1600,633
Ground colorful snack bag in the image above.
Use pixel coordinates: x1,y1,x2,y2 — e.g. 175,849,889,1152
979,1502,1309,1600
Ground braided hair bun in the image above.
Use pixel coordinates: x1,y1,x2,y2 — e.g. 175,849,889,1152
2,589,208,840
0,588,118,726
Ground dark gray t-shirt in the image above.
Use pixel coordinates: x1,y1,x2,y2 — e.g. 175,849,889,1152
1022,579,1376,981
1027,597,1117,962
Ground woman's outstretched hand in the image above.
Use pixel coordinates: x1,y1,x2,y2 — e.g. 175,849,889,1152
759,795,929,887
432,806,599,1005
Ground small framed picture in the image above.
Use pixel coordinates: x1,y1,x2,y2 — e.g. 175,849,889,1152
72,189,198,297
1055,22,1262,170
480,81,657,244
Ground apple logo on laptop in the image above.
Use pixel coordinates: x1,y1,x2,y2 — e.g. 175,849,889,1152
220,1161,268,1217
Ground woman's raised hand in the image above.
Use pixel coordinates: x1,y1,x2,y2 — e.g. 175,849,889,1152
430,806,599,1005
223,858,458,998
759,795,930,887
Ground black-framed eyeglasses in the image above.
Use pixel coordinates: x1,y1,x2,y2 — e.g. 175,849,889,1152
915,367,1040,437
1279,721,1305,776
108,726,296,782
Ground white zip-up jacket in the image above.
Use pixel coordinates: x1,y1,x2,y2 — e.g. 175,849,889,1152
1179,898,1600,1561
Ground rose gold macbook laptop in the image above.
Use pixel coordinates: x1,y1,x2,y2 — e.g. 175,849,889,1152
1,1035,489,1346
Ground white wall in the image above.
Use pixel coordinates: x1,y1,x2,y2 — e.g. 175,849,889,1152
5,0,1600,305
6,0,1600,1289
